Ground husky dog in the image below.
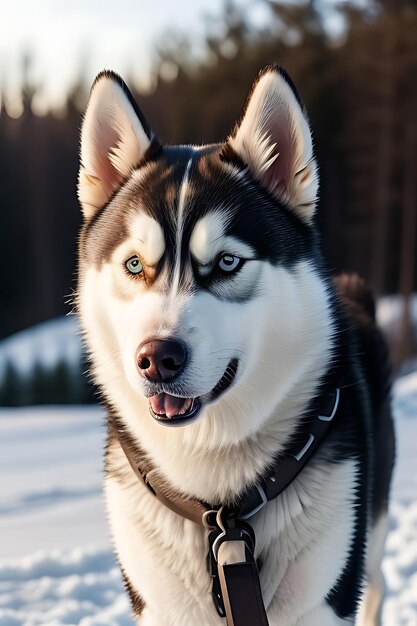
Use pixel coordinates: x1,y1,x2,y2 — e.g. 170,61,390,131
77,66,394,625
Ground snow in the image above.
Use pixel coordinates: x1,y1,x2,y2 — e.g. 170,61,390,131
0,317,82,380
0,407,108,558
0,375,416,625
383,373,417,625
0,407,127,625
377,294,417,339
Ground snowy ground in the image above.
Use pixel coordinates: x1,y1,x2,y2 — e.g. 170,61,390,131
0,376,416,626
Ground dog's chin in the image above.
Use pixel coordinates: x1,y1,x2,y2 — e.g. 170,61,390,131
148,358,239,427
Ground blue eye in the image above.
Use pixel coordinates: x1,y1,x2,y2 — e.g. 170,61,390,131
125,256,143,275
218,254,241,273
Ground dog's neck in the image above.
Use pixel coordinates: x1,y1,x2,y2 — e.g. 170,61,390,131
114,382,342,530
107,344,337,504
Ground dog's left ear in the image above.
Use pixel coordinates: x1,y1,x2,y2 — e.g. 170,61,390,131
78,71,154,219
225,66,318,222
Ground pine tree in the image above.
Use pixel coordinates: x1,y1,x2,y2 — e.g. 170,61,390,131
0,361,22,406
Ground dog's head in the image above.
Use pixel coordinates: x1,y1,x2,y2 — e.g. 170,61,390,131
77,66,334,446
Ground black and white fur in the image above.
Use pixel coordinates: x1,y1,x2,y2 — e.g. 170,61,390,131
77,66,394,625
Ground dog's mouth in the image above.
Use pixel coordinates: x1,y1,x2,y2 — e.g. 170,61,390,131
148,359,239,426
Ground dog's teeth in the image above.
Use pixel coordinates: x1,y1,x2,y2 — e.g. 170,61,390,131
177,398,192,416
164,398,191,418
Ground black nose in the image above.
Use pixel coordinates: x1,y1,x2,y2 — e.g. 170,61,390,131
137,338,188,382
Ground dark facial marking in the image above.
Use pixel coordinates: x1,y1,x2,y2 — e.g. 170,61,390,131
79,143,318,302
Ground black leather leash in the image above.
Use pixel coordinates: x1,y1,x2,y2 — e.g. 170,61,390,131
206,508,269,625
118,386,341,626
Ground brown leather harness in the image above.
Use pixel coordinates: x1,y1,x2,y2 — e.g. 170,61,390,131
118,387,341,625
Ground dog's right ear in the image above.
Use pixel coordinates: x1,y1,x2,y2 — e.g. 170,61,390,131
78,71,154,220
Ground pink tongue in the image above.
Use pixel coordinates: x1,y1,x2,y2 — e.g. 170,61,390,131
149,393,192,419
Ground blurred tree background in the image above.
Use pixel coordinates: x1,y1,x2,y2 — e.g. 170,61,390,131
0,0,416,362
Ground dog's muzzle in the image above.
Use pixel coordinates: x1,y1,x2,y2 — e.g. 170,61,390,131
144,358,240,426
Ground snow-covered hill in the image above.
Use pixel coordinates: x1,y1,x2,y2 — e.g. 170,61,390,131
0,317,92,406
0,316,81,380
0,374,416,625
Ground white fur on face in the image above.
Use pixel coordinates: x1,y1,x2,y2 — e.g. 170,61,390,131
190,213,255,277
128,213,165,266
79,251,334,501
189,211,228,264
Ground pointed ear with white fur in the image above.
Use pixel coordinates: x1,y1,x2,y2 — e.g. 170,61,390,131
226,66,318,222
78,71,154,219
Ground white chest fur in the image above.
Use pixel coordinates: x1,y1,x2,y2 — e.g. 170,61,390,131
105,448,357,626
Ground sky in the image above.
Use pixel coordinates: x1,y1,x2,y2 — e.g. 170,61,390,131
0,0,272,115
0,0,357,116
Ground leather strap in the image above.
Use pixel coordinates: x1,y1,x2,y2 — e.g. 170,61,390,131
219,561,269,625
119,434,210,526
218,546,269,626
213,517,269,626
118,387,341,527
236,388,341,520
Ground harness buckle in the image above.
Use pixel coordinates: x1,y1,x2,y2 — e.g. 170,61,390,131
207,506,260,620
208,506,256,561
